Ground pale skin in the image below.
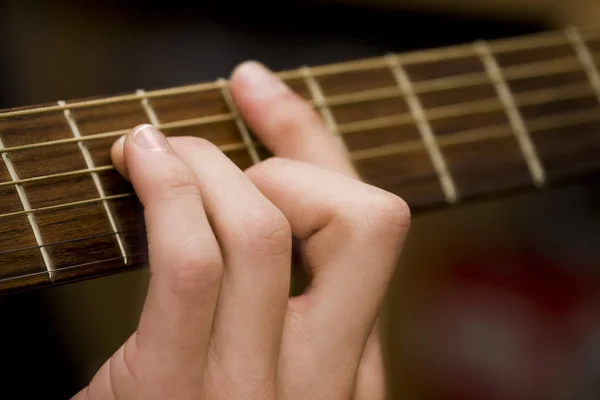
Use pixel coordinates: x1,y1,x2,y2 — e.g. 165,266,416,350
73,61,411,400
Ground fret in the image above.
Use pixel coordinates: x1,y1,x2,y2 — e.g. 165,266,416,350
301,66,343,137
281,77,313,100
302,66,361,175
386,54,458,204
475,41,546,188
137,89,161,126
0,137,53,278
314,65,412,153
584,33,600,67
58,100,130,264
402,53,484,84
565,26,600,104
528,122,600,182
492,37,575,68
217,79,260,165
504,59,588,95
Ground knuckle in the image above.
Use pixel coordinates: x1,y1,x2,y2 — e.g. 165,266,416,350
355,190,411,241
189,136,219,151
255,156,290,172
154,164,200,202
168,239,223,296
238,202,292,257
178,136,218,151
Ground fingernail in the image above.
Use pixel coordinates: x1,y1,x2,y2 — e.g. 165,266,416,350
117,135,125,149
130,124,169,151
234,61,288,97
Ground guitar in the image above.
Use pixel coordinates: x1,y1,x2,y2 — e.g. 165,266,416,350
0,25,599,294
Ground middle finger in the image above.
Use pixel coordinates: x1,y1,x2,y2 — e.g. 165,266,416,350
171,137,292,394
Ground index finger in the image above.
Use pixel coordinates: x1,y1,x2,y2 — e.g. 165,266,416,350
119,125,222,383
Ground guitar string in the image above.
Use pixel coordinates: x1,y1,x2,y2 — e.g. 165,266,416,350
1,102,599,267
0,228,137,256
0,114,595,276
0,116,589,263
0,67,593,158
0,193,133,219
0,82,596,193
0,252,148,285
0,25,598,120
0,106,596,223
0,165,114,188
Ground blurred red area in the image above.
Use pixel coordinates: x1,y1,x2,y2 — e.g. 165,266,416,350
401,252,600,400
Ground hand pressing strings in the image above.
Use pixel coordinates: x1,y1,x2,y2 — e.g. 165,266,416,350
74,61,410,400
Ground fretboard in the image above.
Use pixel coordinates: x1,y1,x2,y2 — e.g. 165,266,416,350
1,26,600,293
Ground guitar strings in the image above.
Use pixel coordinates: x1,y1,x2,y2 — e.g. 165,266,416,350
0,142,570,268
0,106,596,223
0,89,596,197
1,118,594,279
0,69,594,158
0,228,137,256
0,252,148,285
0,165,114,188
0,25,598,120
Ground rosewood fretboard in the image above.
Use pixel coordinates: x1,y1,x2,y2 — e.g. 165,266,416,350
1,26,600,293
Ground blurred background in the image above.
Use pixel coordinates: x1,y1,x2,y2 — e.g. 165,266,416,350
0,0,599,399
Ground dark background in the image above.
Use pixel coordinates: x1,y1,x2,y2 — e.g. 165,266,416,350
1,1,598,399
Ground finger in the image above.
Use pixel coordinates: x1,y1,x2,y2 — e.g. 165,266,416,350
110,135,128,180
169,137,292,393
229,61,388,394
120,125,222,381
246,158,410,376
354,323,386,400
229,61,358,178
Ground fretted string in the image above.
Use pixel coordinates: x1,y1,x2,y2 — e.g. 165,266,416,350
0,83,595,198
0,56,595,155
1,25,600,290
0,76,595,203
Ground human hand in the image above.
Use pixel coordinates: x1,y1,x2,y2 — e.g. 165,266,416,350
73,62,410,400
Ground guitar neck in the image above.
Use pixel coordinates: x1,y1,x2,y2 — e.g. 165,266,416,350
1,26,600,293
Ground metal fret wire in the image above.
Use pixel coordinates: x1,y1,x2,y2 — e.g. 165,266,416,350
475,41,546,188
0,81,596,194
59,100,130,264
1,26,599,120
300,65,357,173
386,54,458,203
0,138,54,277
217,78,261,164
566,26,600,105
